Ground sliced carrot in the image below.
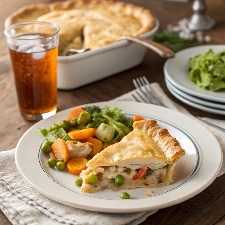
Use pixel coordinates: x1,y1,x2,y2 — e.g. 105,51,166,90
87,137,103,157
132,115,145,123
51,138,69,163
67,157,88,175
67,107,86,121
102,142,118,149
68,128,96,140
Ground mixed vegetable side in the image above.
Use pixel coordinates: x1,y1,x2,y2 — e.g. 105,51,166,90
39,105,144,198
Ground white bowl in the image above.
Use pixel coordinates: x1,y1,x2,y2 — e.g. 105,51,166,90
57,18,159,90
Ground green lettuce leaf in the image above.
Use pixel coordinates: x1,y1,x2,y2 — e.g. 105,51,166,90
189,49,225,91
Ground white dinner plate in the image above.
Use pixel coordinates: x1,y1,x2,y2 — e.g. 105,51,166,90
164,45,225,103
166,79,225,115
15,101,222,213
165,78,225,110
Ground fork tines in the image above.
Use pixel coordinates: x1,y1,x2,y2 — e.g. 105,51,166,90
132,76,166,107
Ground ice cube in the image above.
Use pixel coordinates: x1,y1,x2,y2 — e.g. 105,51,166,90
17,45,32,53
31,46,46,60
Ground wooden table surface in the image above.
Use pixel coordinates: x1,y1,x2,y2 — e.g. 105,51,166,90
1,0,225,224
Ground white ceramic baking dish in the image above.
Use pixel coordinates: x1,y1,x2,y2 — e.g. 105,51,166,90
57,18,159,90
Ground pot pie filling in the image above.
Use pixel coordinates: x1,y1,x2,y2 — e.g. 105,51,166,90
79,120,185,193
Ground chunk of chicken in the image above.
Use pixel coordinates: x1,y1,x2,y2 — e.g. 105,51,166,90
66,140,93,158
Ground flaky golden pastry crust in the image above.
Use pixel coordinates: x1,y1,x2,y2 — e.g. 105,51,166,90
87,120,184,169
133,120,185,161
80,119,185,192
5,0,155,55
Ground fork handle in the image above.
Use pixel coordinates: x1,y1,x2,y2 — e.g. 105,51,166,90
119,36,175,58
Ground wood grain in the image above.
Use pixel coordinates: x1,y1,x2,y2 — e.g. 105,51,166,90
1,0,225,224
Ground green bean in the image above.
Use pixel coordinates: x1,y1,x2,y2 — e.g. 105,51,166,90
39,127,48,136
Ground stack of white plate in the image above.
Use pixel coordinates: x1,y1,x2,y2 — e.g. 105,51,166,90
163,45,225,115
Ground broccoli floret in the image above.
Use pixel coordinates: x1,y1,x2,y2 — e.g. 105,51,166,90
91,112,107,128
82,105,102,114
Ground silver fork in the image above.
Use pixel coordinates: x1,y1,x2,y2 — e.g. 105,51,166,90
132,76,225,132
132,76,167,107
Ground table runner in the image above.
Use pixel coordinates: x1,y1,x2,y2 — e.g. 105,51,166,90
0,82,224,225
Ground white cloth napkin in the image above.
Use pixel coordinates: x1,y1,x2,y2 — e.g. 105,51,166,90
0,82,224,225
0,148,156,225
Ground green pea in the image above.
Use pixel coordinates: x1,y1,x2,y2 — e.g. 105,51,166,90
60,120,70,132
41,144,52,154
70,118,78,127
40,140,53,154
48,158,57,168
86,123,95,128
56,162,65,171
119,192,130,199
49,123,61,131
43,140,53,146
77,112,91,125
114,174,124,186
75,177,83,187
86,172,98,185
39,127,48,136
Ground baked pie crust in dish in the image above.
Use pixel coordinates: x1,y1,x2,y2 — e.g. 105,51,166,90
79,119,185,193
5,0,156,56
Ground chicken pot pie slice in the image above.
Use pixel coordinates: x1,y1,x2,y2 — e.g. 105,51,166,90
4,0,155,56
79,119,185,193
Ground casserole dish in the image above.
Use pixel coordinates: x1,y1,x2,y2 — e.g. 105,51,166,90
57,18,159,90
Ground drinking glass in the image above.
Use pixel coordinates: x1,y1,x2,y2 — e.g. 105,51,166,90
4,21,59,121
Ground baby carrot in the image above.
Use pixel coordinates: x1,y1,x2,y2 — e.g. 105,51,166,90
87,137,103,157
51,138,70,163
67,157,88,175
68,128,96,140
67,107,86,121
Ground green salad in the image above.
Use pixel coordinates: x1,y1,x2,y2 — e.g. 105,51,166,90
189,49,225,91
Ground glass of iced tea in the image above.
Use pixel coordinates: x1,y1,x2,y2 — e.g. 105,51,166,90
4,21,59,121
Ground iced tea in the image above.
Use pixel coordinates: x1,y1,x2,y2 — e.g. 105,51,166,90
5,22,59,121
9,43,58,117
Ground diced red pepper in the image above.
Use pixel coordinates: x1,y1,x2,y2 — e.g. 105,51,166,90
133,166,149,180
